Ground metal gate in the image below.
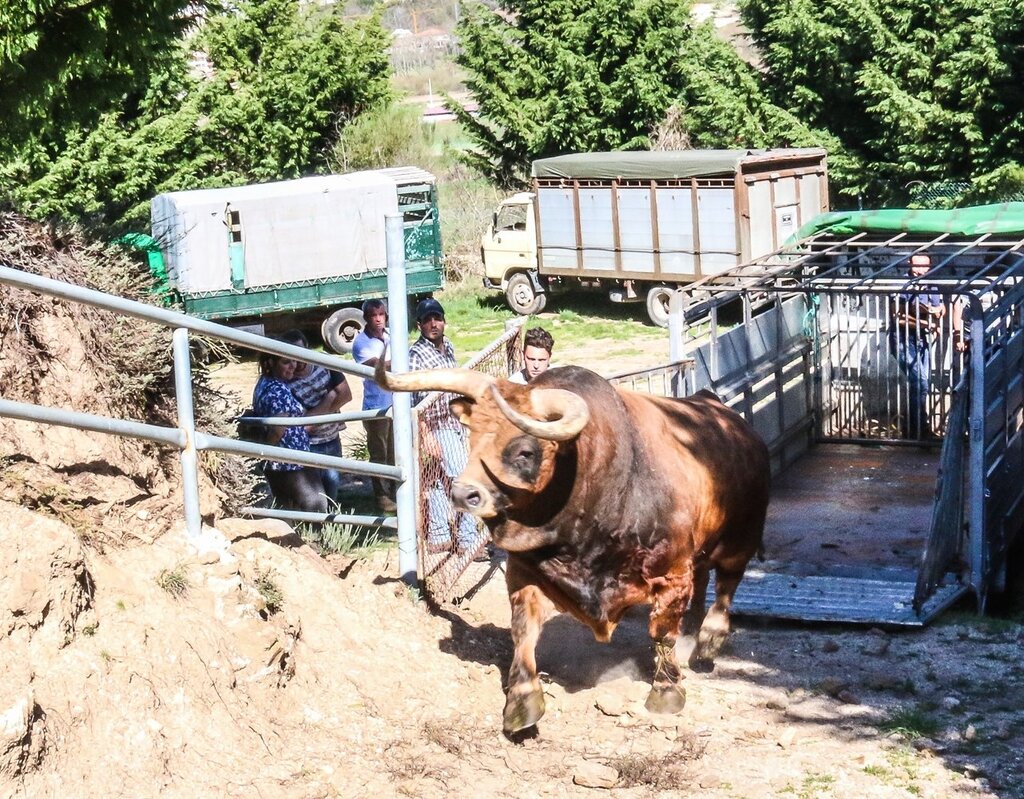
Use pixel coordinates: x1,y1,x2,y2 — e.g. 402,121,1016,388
669,219,1024,621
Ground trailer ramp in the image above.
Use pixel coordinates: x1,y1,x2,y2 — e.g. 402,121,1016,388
726,566,967,626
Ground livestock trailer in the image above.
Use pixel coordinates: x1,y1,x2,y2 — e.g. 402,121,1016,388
481,149,829,324
150,167,443,351
670,203,1024,624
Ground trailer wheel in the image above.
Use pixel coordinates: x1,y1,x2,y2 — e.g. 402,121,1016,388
646,285,672,328
506,273,547,315
321,307,365,354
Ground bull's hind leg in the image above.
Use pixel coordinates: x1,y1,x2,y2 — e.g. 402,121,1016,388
682,563,710,636
691,562,744,672
504,577,554,734
644,578,692,714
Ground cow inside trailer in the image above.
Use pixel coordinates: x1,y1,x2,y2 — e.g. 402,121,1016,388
669,203,1024,625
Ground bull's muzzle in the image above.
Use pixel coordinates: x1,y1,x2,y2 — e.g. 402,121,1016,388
452,480,497,518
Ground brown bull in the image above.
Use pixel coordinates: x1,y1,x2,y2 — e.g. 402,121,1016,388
377,363,770,733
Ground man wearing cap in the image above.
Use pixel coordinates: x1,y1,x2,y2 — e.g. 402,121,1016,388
352,298,396,513
408,298,478,553
889,253,946,439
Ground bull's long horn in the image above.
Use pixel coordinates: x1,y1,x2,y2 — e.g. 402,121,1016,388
489,385,590,441
374,359,494,400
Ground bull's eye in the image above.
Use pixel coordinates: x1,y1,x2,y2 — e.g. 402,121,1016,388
502,435,542,484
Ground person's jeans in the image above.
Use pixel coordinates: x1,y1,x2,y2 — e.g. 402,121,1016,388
889,332,932,438
309,436,342,505
266,467,328,515
362,418,395,501
426,427,478,549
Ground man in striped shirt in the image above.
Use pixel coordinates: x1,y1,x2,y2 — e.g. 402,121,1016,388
409,298,478,553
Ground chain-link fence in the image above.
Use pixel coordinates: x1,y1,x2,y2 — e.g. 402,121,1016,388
416,320,524,604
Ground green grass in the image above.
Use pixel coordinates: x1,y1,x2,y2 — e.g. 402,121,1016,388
434,281,666,365
253,568,284,614
879,704,942,740
156,563,191,597
315,520,390,557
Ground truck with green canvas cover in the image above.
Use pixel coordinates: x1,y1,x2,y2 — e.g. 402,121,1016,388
481,149,829,325
150,166,443,352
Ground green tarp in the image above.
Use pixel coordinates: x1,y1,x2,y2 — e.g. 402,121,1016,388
531,148,825,180
793,203,1024,242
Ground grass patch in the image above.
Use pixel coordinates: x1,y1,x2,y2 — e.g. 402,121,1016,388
315,521,389,557
780,773,835,799
156,563,191,597
253,568,284,615
879,704,942,740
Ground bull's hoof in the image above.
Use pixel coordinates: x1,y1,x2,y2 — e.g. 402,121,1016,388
503,688,546,734
644,683,687,715
688,652,715,673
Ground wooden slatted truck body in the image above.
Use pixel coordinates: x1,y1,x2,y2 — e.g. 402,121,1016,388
481,148,829,325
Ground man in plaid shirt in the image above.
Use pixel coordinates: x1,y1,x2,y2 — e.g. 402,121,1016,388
409,298,478,552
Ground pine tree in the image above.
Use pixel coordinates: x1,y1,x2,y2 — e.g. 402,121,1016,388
451,0,692,186
741,0,1024,204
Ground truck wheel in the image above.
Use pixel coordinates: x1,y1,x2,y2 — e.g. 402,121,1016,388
321,307,365,354
506,273,547,315
646,285,672,328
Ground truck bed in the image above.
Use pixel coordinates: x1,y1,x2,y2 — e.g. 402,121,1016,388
762,443,938,571
723,442,966,626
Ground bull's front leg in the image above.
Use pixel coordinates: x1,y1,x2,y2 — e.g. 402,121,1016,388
644,576,692,714
504,580,553,733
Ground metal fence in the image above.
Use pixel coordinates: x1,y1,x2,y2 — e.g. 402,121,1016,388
0,214,421,582
416,319,524,604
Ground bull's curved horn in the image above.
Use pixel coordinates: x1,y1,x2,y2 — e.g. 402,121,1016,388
374,359,494,400
489,384,590,441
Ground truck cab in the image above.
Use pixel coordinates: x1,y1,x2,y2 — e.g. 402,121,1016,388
481,193,544,314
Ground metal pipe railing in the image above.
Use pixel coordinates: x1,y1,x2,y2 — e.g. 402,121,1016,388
0,220,416,573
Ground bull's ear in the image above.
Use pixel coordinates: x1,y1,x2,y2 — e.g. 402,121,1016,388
449,398,474,425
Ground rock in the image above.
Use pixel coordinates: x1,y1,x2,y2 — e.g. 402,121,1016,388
836,690,860,705
993,721,1012,740
860,635,891,656
940,696,962,710
964,724,977,741
0,690,47,779
777,727,798,749
822,639,840,653
912,738,946,754
573,761,618,788
595,695,628,717
0,503,93,649
816,678,847,697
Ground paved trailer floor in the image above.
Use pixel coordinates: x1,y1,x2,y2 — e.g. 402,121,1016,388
762,442,941,572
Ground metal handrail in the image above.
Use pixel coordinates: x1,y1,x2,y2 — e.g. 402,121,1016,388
0,214,420,584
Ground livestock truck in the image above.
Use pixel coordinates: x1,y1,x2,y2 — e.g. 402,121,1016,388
148,166,443,352
481,148,829,325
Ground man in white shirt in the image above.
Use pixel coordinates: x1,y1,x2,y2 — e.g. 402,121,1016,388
351,299,396,513
509,327,554,384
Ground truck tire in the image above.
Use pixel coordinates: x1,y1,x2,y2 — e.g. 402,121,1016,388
646,285,672,328
506,272,547,316
321,307,365,354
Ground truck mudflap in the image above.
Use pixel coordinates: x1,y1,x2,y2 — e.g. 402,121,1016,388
715,565,968,626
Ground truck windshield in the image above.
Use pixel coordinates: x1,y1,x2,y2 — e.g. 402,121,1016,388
496,204,528,232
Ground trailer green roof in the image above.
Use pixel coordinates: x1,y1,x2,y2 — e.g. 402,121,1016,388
794,203,1024,241
531,149,826,180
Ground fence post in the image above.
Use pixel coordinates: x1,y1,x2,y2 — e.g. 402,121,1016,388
172,327,203,539
386,213,418,587
667,288,686,398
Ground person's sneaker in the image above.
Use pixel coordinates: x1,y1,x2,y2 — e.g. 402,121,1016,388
376,496,397,514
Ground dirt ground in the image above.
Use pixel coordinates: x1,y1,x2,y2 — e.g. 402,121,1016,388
2,235,1022,799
